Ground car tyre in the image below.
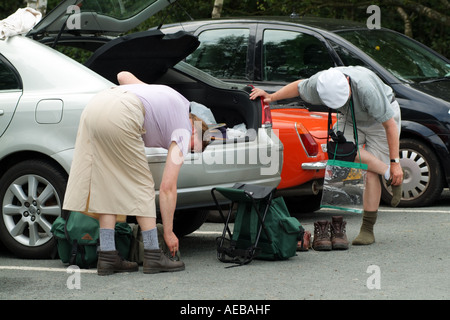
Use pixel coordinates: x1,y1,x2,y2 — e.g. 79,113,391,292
173,209,209,237
205,203,237,223
381,138,444,207
0,159,67,258
284,193,322,214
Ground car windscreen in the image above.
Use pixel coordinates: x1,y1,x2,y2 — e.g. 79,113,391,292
80,0,158,19
337,29,450,83
29,0,172,37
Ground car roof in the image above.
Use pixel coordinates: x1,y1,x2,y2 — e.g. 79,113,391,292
0,35,112,92
272,15,367,31
166,15,369,33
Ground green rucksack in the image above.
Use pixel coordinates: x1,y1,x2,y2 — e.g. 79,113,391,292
51,211,132,269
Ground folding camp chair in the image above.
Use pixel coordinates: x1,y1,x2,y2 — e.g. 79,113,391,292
211,183,276,266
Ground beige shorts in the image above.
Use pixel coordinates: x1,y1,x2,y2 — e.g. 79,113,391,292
63,87,156,218
339,100,401,164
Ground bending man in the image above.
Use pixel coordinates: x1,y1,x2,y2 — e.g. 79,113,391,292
250,66,403,245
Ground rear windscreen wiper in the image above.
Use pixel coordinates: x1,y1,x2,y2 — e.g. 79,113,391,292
420,76,450,84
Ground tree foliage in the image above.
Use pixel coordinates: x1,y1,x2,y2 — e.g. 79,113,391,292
171,0,449,57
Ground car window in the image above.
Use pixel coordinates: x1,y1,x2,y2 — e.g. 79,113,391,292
81,0,159,19
328,40,371,68
337,30,450,83
185,28,249,80
262,29,334,82
0,57,21,90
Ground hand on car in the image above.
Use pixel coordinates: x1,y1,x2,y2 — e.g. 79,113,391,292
249,87,272,104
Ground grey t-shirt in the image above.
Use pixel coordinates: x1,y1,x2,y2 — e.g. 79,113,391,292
298,66,395,125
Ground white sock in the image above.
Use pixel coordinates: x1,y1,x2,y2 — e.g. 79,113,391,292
384,166,390,180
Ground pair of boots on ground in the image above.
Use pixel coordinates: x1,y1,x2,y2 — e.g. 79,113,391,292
299,211,377,251
97,225,184,276
312,216,349,251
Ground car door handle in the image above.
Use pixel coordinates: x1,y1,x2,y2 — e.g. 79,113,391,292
0,110,4,116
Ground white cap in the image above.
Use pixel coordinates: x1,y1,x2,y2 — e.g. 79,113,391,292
317,68,350,109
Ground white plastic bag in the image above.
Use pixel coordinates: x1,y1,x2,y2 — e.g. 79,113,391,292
0,7,42,39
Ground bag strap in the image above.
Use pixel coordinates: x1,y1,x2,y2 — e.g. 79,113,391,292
347,78,363,163
63,211,72,241
327,98,358,142
348,93,359,146
69,240,90,267
327,75,363,163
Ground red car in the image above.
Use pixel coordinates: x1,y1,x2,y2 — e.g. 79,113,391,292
272,106,328,188
269,104,331,212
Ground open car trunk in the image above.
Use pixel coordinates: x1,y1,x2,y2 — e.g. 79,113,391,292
85,30,199,83
84,29,263,137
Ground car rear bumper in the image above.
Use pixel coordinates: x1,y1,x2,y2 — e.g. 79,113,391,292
302,160,327,170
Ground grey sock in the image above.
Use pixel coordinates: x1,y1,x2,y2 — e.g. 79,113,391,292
142,227,159,250
99,228,116,251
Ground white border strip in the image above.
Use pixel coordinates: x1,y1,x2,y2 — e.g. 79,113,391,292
0,265,97,273
320,208,449,214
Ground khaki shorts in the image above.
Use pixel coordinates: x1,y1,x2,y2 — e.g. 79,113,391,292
339,100,401,164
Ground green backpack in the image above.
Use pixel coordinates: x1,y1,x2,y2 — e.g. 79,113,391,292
51,211,132,269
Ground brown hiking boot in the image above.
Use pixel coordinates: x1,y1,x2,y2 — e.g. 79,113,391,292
143,249,185,274
312,220,332,251
330,216,349,250
97,250,139,276
297,230,311,251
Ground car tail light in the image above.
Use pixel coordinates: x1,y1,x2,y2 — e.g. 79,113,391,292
261,100,273,127
247,85,273,127
295,122,319,157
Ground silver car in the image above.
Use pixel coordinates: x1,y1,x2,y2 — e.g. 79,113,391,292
0,0,282,258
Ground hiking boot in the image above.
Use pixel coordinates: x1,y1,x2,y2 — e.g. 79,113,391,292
143,249,185,274
297,230,311,251
312,220,332,251
97,250,139,276
330,216,349,250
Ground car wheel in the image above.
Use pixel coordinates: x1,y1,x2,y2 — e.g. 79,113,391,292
284,193,322,214
0,159,67,258
381,138,444,207
173,209,209,237
206,203,237,223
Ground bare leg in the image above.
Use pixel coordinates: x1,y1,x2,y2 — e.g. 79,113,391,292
358,149,388,176
99,214,117,229
363,171,382,212
136,216,157,231
352,149,385,245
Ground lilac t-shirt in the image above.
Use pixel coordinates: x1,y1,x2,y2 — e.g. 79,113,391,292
120,84,192,156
